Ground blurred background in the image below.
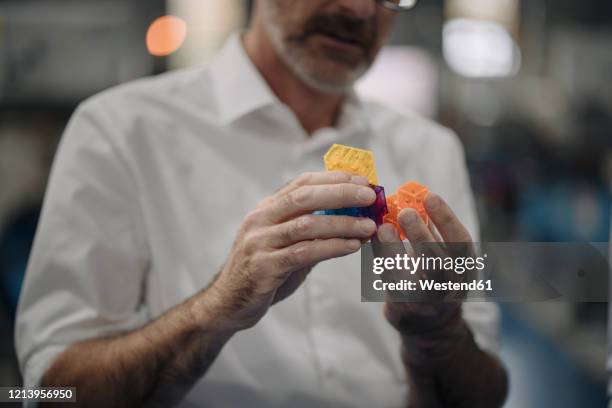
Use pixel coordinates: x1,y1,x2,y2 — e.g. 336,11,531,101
0,0,610,406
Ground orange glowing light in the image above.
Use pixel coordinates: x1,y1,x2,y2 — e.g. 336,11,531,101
146,16,187,57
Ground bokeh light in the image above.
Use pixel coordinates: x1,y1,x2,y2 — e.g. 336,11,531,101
146,15,187,57
443,18,521,78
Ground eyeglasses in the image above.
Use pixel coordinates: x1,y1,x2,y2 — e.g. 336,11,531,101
375,0,418,12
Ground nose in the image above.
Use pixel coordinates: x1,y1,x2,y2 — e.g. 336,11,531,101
335,0,377,20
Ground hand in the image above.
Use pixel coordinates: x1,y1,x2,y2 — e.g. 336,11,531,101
208,171,377,332
375,193,474,337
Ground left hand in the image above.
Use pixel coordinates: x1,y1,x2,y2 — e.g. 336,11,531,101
375,193,474,336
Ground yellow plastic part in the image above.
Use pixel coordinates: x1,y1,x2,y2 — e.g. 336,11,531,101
324,144,379,185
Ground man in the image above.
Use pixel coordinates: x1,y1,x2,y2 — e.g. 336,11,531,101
16,0,507,406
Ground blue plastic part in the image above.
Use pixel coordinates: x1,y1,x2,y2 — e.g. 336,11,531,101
321,208,365,217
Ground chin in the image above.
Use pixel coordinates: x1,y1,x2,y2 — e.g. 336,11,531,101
273,35,369,94
293,56,368,95
297,68,356,94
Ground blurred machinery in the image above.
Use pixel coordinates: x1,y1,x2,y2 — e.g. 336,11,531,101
0,0,164,107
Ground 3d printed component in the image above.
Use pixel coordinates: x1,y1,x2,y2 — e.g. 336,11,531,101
320,145,431,240
317,184,388,228
384,182,430,239
368,185,388,226
397,182,429,226
317,144,387,228
324,144,379,185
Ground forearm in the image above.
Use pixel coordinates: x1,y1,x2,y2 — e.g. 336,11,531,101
402,311,508,408
41,286,235,407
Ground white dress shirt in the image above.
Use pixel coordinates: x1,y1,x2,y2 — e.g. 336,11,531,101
15,34,499,408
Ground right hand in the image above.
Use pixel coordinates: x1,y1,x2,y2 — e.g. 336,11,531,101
207,171,377,332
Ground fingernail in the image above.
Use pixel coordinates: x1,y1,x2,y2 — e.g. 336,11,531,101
378,225,398,243
359,219,376,235
425,194,441,211
357,187,375,203
399,209,418,226
350,175,369,185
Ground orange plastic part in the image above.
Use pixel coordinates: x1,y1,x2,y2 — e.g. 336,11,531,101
398,182,429,226
383,194,405,240
384,182,429,240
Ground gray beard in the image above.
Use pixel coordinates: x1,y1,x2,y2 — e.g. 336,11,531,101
260,6,367,95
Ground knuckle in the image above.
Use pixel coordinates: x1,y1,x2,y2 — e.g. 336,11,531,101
294,172,314,187
281,243,310,270
294,215,315,236
337,183,352,201
275,194,294,215
277,226,295,246
289,187,311,207
247,253,267,276
330,171,351,183
278,252,299,271
241,232,261,256
293,243,311,262
274,228,289,246
242,209,263,229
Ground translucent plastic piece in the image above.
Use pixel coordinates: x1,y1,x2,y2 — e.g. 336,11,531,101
397,182,429,226
319,145,389,229
368,185,388,227
384,182,429,240
324,144,379,185
316,185,388,228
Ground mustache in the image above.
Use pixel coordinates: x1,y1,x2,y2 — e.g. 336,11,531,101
294,13,377,52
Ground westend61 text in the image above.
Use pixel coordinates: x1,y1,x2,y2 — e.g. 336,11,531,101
372,279,493,293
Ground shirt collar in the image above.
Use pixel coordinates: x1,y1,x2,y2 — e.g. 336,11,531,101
338,89,369,134
209,33,278,124
209,32,371,138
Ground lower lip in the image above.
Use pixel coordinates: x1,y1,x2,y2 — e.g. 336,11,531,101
312,33,362,53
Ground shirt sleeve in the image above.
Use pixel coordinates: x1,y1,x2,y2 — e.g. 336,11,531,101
441,130,501,354
14,98,150,388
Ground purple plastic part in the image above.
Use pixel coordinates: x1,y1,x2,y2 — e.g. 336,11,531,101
368,184,388,227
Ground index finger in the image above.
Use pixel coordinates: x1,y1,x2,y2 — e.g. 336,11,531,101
277,172,369,196
265,183,376,224
424,193,472,243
